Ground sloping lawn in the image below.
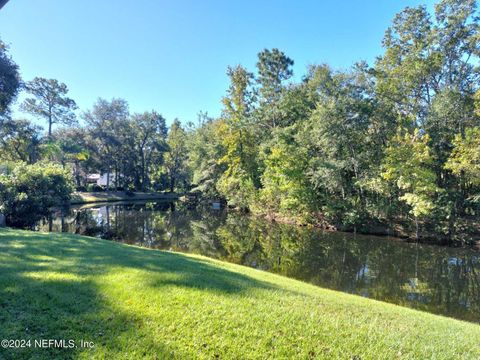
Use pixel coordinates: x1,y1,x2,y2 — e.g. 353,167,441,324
0,228,479,359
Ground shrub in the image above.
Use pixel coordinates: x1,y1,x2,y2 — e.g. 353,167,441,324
0,162,74,227
87,184,104,192
125,185,135,197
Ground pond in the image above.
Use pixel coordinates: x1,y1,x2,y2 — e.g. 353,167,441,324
38,200,480,323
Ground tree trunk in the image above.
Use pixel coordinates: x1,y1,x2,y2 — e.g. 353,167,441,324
74,161,81,187
170,175,175,193
114,165,119,189
141,151,146,191
61,212,66,233
122,162,127,189
415,217,419,240
106,170,110,193
48,108,53,138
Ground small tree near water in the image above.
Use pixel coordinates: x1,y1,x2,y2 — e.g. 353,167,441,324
381,129,439,238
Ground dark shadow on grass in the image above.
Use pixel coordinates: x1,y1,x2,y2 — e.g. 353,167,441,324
0,228,283,359
0,228,279,294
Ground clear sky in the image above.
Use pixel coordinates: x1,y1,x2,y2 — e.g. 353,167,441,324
0,0,434,126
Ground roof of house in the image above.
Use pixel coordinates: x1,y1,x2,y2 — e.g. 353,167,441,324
86,174,101,180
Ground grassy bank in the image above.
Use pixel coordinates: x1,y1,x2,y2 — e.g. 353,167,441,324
70,191,179,205
0,228,479,359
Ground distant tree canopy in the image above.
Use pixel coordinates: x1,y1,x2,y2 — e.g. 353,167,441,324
185,0,479,243
21,77,77,137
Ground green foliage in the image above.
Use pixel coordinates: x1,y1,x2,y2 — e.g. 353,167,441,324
0,162,74,227
298,65,385,227
187,114,226,198
215,118,258,209
21,77,77,137
0,118,42,164
130,111,168,190
0,39,21,116
83,100,169,191
475,90,480,117
256,48,294,103
179,1,478,241
216,65,260,208
217,167,256,210
163,119,190,192
0,0,479,242
445,127,480,185
381,129,439,218
257,126,312,220
256,48,295,130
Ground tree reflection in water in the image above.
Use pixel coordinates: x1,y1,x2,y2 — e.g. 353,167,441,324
38,201,480,323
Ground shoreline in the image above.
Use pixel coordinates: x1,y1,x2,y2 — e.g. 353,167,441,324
256,210,480,249
70,191,179,205
67,195,480,249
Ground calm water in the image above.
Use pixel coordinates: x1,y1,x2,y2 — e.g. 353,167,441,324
39,201,480,323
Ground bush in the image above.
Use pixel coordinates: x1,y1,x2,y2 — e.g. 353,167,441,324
0,162,74,228
87,184,104,192
76,185,87,192
125,185,135,197
125,190,135,197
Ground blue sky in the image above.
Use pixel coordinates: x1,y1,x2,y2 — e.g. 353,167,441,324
0,0,434,126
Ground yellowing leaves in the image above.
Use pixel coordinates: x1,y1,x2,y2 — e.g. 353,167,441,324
381,128,439,218
445,127,480,186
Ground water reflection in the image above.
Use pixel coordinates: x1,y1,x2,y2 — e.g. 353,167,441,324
38,201,480,323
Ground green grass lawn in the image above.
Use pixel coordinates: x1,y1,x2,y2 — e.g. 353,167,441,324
0,228,479,359
70,191,178,204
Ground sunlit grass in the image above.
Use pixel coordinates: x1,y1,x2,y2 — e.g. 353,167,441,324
71,191,177,204
0,228,479,359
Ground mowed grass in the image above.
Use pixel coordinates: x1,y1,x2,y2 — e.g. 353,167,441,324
70,191,178,204
0,229,479,359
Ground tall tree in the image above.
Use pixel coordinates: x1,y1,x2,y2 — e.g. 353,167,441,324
216,65,259,208
220,65,257,179
187,113,226,198
21,77,77,137
300,65,387,227
131,111,168,190
256,48,294,129
374,0,479,237
83,98,129,191
164,119,189,192
375,0,479,127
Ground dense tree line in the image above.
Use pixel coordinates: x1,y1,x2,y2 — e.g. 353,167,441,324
1,0,479,243
0,55,188,193
186,0,480,243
